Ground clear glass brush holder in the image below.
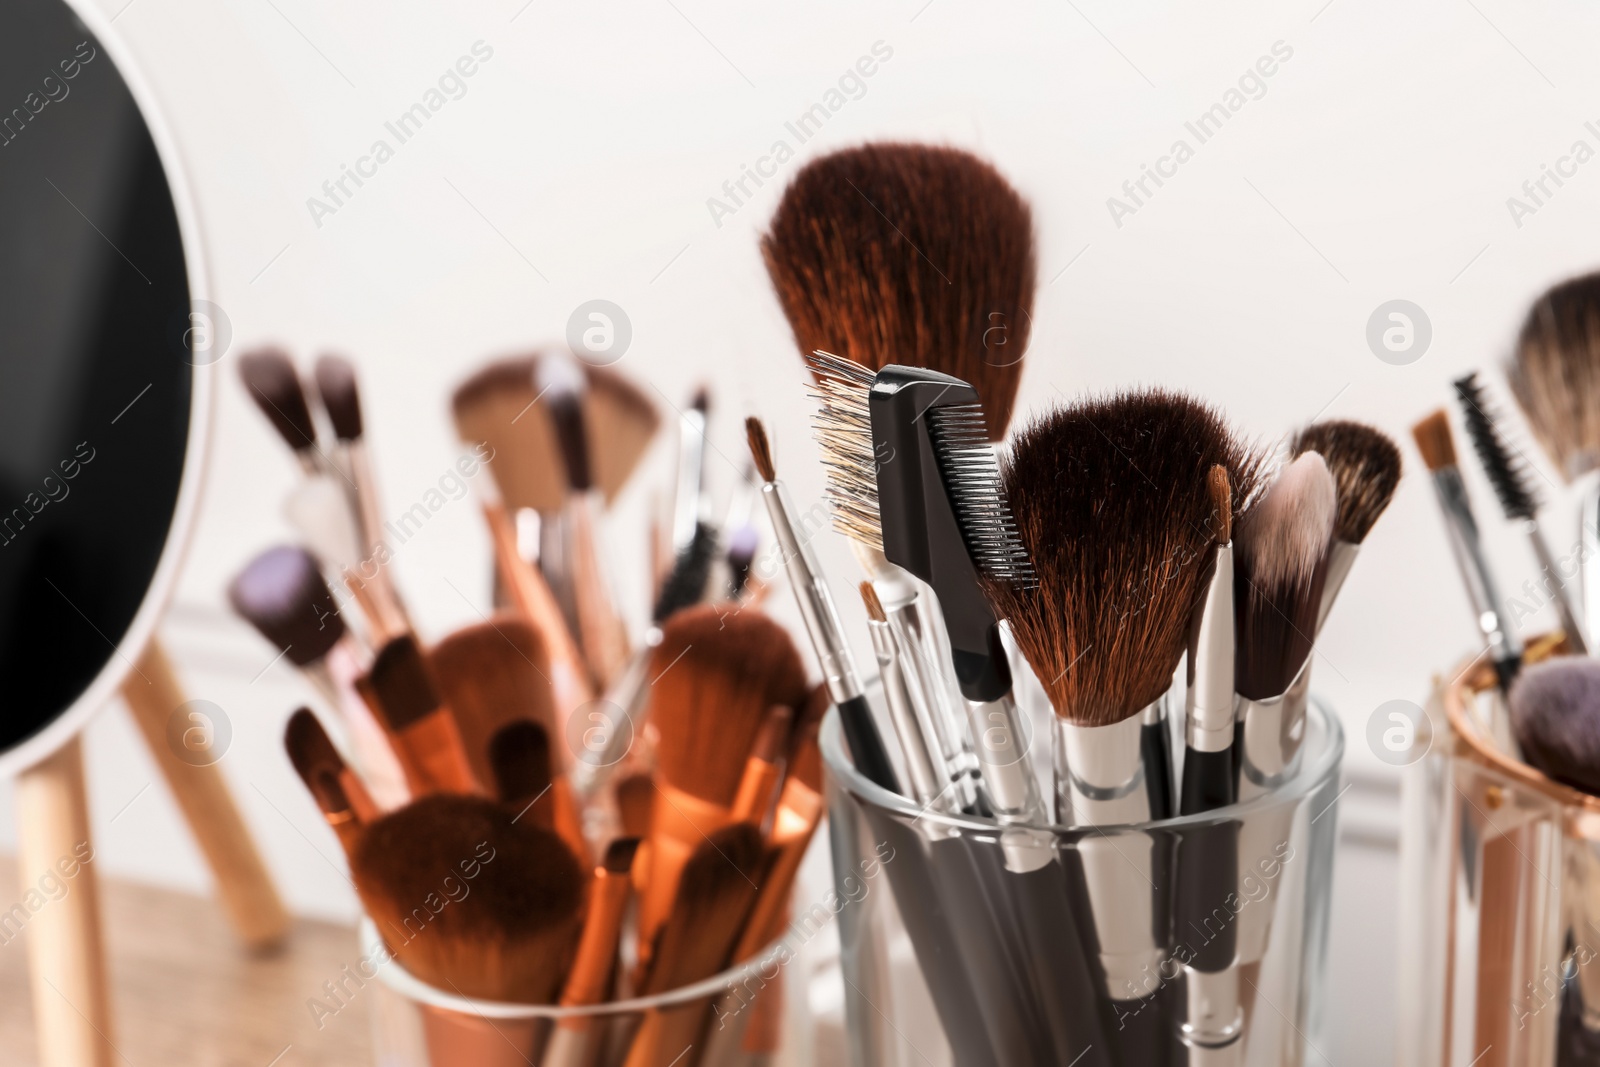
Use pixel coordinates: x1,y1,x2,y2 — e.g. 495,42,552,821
1398,634,1600,1067
361,918,802,1067
821,700,1345,1067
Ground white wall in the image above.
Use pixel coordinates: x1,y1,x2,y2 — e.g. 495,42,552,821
13,0,1600,1059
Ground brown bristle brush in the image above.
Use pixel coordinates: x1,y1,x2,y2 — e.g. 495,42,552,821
284,707,378,856
356,634,482,797
636,604,807,963
984,391,1261,1057
1507,271,1600,653
487,719,556,831
427,615,553,786
238,347,321,474
625,823,767,1067
350,793,587,1003
1289,419,1402,630
763,142,1036,438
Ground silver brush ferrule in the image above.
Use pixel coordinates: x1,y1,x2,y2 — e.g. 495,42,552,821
1430,466,1522,667
1187,542,1235,756
964,694,1046,823
1054,712,1155,827
1235,679,1309,801
759,480,863,704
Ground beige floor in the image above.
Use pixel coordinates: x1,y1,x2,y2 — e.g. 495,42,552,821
0,856,371,1067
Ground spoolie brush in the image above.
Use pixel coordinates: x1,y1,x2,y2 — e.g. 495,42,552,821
763,142,1036,438
1456,372,1588,654
1413,409,1523,691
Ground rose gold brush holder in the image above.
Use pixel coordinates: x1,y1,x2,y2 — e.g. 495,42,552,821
1399,632,1600,1067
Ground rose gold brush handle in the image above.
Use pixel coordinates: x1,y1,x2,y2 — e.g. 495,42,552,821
418,1004,542,1067
120,638,290,951
569,496,631,689
16,736,115,1067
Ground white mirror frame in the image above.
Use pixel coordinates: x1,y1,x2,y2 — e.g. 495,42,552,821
0,0,215,778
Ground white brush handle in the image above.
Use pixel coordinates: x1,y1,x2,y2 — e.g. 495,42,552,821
16,736,115,1067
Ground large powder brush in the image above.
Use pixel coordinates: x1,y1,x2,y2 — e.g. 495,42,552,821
763,142,1036,438
988,390,1264,722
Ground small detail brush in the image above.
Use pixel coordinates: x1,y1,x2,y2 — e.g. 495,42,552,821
745,415,901,794
1412,410,1524,691
1455,372,1589,654
861,581,956,811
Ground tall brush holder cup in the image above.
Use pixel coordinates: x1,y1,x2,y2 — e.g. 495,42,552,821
1397,633,1600,1067
362,919,804,1067
823,700,1345,1067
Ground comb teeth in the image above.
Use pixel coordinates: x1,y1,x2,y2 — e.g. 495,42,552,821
1455,372,1539,521
807,351,884,550
927,403,1035,585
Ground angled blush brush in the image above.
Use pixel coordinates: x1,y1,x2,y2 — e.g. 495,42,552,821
1508,273,1600,649
313,354,412,639
1413,409,1524,691
744,415,900,795
357,634,481,797
539,352,631,687
1456,372,1588,654
229,545,408,808
284,707,378,856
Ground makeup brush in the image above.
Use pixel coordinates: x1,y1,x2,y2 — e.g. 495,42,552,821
1508,273,1600,648
284,707,378,855
229,545,408,808
763,142,1036,439
358,635,481,797
672,387,712,554
569,517,721,800
545,837,641,1067
350,793,587,1002
239,347,321,475
731,706,791,825
744,415,900,794
615,771,654,839
1233,452,1336,792
732,718,824,963
313,354,411,639
451,352,661,513
427,616,551,785
540,352,631,687
1508,657,1600,795
1182,465,1238,816
723,465,760,598
487,719,556,830
1455,373,1588,654
637,604,807,951
626,824,766,1067
861,581,956,811
1412,409,1524,691
806,355,979,812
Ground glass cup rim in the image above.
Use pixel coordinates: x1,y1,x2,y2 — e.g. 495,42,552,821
360,918,791,1020
821,695,1345,834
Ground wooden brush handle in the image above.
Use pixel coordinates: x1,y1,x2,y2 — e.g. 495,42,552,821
121,638,290,951
483,501,595,737
15,736,115,1067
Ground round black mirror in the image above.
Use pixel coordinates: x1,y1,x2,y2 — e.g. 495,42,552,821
0,0,212,773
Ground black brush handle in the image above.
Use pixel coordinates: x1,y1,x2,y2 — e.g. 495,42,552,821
1142,720,1174,822
1180,748,1235,816
837,693,901,794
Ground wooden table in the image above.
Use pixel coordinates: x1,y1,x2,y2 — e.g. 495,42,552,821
0,856,372,1066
